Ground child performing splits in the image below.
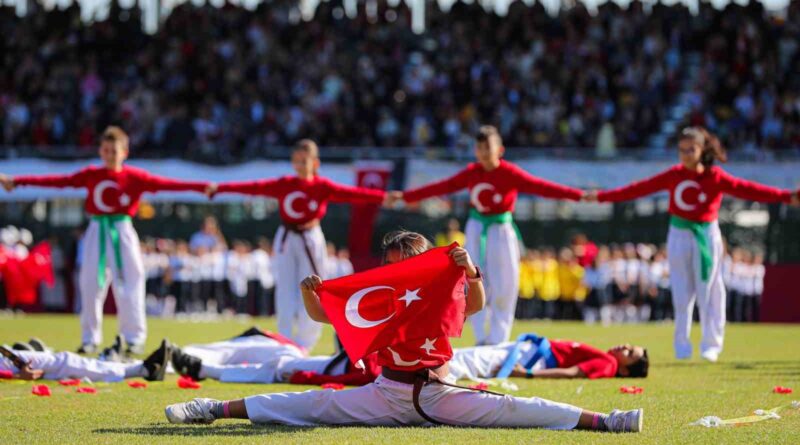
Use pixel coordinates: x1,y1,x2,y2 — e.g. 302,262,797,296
165,231,642,432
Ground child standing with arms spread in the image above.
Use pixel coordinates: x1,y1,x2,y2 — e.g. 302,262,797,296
208,140,388,349
0,127,209,354
395,126,584,345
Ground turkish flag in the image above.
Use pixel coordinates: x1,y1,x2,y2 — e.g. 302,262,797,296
1,241,53,307
348,163,392,271
318,244,466,364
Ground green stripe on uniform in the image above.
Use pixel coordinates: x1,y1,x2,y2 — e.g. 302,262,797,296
669,215,712,282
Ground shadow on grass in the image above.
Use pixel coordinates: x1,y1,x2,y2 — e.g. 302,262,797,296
94,423,314,437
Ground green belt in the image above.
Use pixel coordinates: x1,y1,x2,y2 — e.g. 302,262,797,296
92,215,131,288
670,215,712,282
468,208,523,268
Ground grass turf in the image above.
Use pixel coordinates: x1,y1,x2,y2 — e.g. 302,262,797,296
0,314,798,444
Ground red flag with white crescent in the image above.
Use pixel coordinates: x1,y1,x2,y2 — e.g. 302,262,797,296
318,243,466,364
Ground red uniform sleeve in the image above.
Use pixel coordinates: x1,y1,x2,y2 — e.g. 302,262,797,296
288,370,376,386
576,357,618,379
597,168,674,202
402,167,473,203
325,180,386,204
511,167,583,200
136,171,208,193
215,178,283,198
717,169,792,203
14,168,91,189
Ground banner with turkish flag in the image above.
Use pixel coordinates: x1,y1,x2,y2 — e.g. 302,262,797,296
318,244,466,364
348,161,392,271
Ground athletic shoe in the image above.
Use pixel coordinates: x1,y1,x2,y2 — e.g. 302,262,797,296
165,398,219,424
142,339,171,381
126,343,146,356
604,408,643,433
701,351,719,363
237,326,265,338
77,343,98,354
28,338,49,352
99,336,126,362
171,345,203,380
12,342,33,351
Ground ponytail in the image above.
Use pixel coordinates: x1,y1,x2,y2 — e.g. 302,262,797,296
680,127,727,167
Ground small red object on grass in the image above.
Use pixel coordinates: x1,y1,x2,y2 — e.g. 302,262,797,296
127,381,147,389
773,386,793,394
0,369,13,379
469,382,490,391
76,387,97,394
321,383,345,390
178,376,201,389
58,379,81,386
32,385,51,396
620,386,644,394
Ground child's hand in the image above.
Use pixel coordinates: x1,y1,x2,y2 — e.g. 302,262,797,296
384,191,404,207
581,190,598,202
205,183,218,198
791,190,800,207
300,275,323,293
18,365,43,381
0,175,15,192
450,247,478,278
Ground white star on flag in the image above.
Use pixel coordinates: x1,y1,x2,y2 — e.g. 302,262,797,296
420,338,437,355
398,288,422,307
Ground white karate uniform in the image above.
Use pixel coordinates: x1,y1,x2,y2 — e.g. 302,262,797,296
666,222,726,359
0,350,142,382
182,336,306,384
448,342,547,381
243,374,582,428
272,225,326,349
465,219,520,345
78,218,146,346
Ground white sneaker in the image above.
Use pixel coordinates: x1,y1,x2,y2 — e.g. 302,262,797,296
165,398,218,424
701,351,719,363
605,408,643,433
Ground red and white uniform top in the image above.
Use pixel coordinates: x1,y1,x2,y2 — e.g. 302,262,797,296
403,160,583,214
549,339,618,379
378,336,453,372
216,175,386,225
597,164,794,222
14,165,208,217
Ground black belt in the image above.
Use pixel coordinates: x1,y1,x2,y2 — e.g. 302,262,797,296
381,365,505,425
279,223,320,276
322,350,350,375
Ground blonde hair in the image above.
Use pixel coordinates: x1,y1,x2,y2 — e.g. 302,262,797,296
476,125,503,147
101,126,129,150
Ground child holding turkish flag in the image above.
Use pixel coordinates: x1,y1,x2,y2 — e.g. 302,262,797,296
166,231,642,432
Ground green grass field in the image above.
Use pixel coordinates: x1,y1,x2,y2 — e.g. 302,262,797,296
1,314,798,444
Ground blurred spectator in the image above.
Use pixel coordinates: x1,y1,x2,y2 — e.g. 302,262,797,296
557,247,586,320
435,218,466,247
189,216,226,253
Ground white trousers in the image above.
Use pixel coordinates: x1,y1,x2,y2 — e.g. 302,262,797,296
183,336,306,384
667,222,726,359
273,226,326,349
244,375,582,428
465,218,521,345
79,219,147,346
0,351,140,382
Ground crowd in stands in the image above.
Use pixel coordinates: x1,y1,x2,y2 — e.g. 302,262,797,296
2,1,798,159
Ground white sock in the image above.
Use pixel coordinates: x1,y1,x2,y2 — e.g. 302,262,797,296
199,364,224,380
124,364,146,378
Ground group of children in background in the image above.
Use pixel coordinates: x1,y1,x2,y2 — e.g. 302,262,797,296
514,240,766,325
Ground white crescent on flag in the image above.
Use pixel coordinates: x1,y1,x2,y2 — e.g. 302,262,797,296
345,285,396,328
93,180,121,213
387,347,421,367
